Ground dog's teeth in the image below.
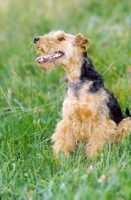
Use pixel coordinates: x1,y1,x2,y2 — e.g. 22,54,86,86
36,51,63,63
41,56,43,61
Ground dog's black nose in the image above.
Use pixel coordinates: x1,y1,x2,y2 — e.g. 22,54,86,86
34,37,40,43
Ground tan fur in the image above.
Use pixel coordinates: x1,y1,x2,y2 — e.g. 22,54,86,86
34,31,131,157
35,31,89,81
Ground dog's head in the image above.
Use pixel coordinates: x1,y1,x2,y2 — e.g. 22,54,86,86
34,31,90,72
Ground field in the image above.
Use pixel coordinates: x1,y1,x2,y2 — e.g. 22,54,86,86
0,0,131,199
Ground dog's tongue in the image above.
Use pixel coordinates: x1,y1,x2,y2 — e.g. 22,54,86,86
35,53,55,63
35,51,63,63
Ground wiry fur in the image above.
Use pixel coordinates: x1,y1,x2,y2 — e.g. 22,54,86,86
34,31,131,157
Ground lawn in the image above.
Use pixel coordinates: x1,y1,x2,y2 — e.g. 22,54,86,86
0,0,131,199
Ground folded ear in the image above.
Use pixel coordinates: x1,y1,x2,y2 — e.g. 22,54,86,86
74,33,90,51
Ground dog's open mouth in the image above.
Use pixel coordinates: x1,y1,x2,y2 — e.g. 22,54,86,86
35,51,64,63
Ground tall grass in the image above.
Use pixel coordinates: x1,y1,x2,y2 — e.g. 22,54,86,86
0,0,131,199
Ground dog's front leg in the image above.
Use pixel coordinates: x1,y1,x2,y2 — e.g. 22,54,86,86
51,120,76,156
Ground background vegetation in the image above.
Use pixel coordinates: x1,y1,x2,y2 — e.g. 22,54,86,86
0,0,131,199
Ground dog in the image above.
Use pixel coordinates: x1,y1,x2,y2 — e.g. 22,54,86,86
34,30,131,157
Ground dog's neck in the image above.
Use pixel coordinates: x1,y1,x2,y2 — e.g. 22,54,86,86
63,52,104,87
80,52,103,81
62,57,82,82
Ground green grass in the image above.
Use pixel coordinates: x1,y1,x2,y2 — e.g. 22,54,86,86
0,0,131,199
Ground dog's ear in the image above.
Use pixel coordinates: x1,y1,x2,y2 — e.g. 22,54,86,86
74,33,90,51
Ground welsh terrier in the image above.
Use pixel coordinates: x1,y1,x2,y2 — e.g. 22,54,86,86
34,31,131,157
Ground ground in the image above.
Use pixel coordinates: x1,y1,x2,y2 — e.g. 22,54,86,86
0,0,131,199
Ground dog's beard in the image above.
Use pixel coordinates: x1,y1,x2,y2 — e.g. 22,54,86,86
35,49,65,71
37,62,55,72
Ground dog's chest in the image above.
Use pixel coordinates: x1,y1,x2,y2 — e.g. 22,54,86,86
63,82,109,120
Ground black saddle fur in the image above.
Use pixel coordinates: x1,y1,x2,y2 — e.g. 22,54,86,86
79,52,130,125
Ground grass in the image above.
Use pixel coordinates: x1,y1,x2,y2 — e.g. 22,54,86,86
0,0,131,199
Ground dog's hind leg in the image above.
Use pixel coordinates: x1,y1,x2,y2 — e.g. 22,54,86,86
51,120,77,156
115,118,131,140
84,120,117,157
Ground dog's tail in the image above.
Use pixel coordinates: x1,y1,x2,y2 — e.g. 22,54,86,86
125,107,131,117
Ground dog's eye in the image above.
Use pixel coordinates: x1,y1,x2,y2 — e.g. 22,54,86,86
58,37,65,41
